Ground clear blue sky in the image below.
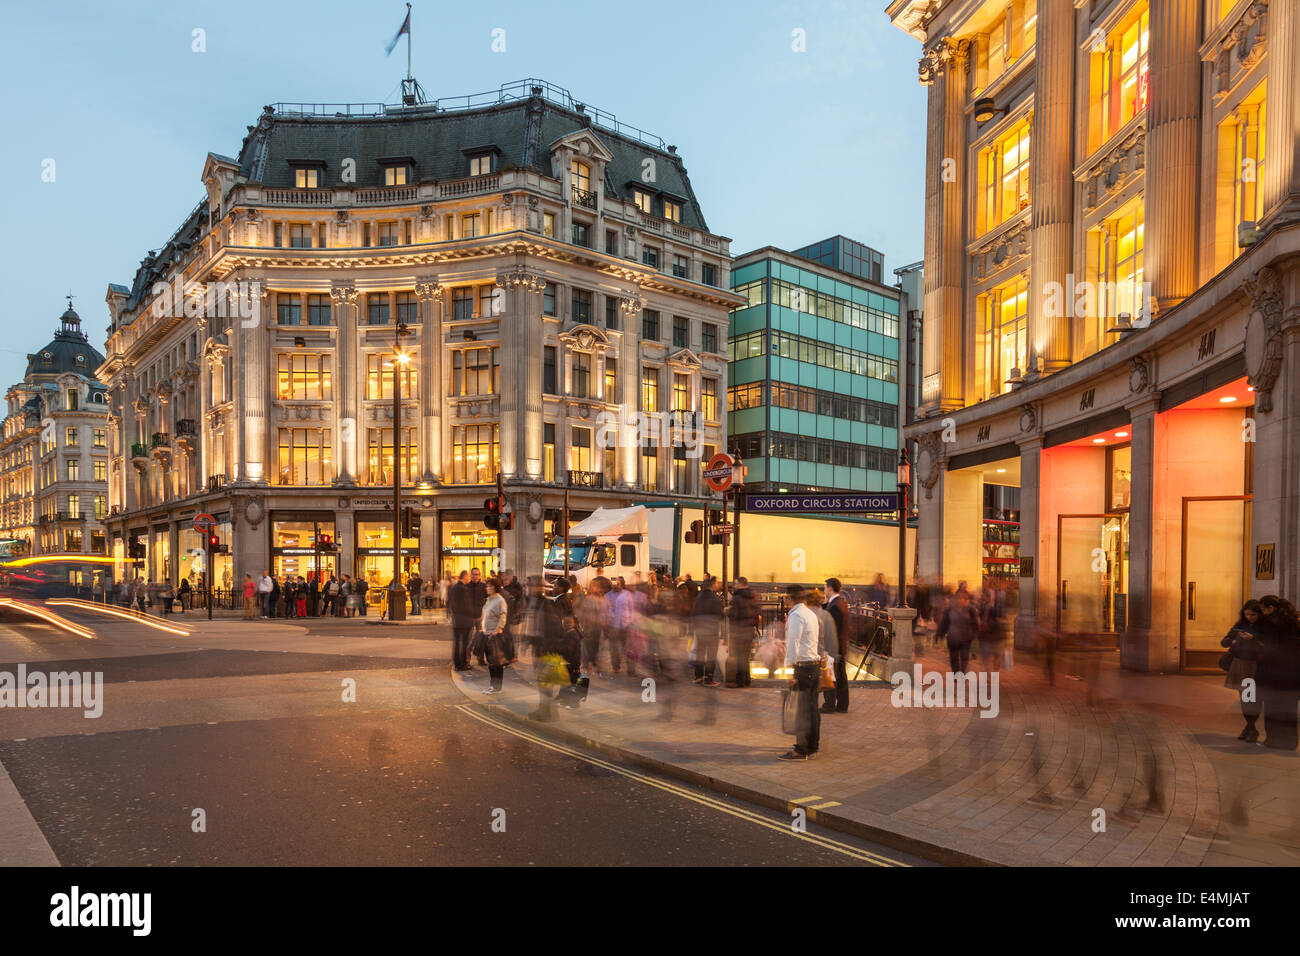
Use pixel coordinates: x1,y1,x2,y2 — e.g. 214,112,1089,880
0,0,926,386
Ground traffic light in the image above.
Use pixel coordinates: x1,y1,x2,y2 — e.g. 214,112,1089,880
484,497,501,530
684,520,704,544
318,533,335,552
707,509,725,544
128,541,145,560
208,534,219,551
498,504,513,531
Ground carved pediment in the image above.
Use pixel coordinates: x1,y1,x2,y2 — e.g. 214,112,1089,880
558,323,611,352
667,348,703,369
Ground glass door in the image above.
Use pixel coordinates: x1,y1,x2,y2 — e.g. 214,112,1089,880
1181,496,1250,669
1057,513,1128,642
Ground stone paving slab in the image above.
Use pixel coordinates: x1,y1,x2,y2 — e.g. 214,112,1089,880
450,640,1300,867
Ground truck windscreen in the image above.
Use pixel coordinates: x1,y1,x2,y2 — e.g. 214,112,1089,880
544,544,591,569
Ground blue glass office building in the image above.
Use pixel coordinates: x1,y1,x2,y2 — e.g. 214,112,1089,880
727,238,903,493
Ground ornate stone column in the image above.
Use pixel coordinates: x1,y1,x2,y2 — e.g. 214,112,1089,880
919,37,969,412
1014,435,1042,650
1262,0,1300,228
495,270,545,480
1145,0,1203,312
619,292,645,488
1030,0,1075,371
238,282,269,486
332,282,360,486
415,279,443,483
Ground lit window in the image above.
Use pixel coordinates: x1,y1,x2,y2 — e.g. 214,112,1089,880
295,168,320,189
633,190,653,214
663,200,682,223
276,353,334,401
462,214,480,239
469,155,492,177
378,221,399,246
365,353,418,401
976,274,1029,401
385,165,408,186
977,118,1032,235
1089,5,1149,152
571,160,591,195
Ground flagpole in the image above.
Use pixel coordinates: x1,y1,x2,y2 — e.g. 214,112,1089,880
406,2,412,82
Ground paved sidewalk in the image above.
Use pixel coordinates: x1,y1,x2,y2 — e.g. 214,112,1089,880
450,641,1300,866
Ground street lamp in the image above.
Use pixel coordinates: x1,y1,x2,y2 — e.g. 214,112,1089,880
389,325,412,621
896,447,911,608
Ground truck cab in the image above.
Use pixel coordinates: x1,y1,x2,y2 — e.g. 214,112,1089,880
542,507,649,590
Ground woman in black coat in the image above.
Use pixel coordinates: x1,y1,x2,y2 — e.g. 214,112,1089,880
1221,599,1262,741
1255,595,1300,750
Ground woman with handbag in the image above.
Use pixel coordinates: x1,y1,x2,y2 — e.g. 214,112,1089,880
1221,600,1262,741
480,579,509,694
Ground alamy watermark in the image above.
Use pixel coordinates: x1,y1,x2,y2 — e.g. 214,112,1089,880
151,274,261,327
890,665,1000,719
0,665,103,718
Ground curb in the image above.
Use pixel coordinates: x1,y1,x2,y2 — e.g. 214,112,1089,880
450,668,999,867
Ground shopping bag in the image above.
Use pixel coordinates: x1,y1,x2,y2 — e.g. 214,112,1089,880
819,659,835,690
781,688,800,735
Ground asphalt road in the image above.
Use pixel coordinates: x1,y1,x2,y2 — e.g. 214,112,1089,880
0,602,928,867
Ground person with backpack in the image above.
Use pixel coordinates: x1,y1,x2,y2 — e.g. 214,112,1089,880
726,577,760,688
937,588,979,674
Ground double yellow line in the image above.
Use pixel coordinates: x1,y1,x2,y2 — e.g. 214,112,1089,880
456,704,906,866
46,598,193,637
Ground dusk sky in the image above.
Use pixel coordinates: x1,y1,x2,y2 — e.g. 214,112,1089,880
0,0,927,386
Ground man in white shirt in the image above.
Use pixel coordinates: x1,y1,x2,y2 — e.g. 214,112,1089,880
257,570,274,619
781,585,825,760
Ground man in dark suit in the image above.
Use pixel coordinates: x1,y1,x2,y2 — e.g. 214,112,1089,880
449,571,477,670
824,578,851,712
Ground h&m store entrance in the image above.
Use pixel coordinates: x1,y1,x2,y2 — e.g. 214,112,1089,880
943,375,1254,671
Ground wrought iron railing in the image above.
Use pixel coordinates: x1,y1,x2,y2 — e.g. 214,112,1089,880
131,442,149,458
207,474,226,492
150,432,171,449
572,187,596,209
567,470,604,489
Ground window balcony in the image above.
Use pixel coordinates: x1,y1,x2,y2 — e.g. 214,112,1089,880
150,432,171,450
176,419,198,437
567,470,604,489
571,187,596,210
207,474,227,493
130,442,149,460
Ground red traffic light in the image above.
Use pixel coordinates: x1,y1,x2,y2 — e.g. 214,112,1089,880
208,534,219,549
484,497,501,530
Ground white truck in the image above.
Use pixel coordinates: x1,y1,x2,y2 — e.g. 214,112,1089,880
542,502,915,591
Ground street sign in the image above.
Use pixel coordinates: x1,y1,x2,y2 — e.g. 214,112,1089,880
714,523,735,534
743,492,901,514
703,452,735,493
193,512,216,533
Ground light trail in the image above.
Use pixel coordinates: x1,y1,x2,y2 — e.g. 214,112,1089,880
45,598,193,637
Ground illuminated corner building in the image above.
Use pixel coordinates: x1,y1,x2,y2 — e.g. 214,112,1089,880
727,237,908,494
0,303,110,565
97,80,736,594
889,0,1300,671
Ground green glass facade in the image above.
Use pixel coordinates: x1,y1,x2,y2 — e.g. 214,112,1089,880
727,247,902,493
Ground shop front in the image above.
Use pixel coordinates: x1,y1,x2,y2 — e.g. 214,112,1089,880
270,514,338,583
355,515,419,609
440,514,498,579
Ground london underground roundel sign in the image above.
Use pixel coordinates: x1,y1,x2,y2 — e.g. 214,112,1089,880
703,452,736,493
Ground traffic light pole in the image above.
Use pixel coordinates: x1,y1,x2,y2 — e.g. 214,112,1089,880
206,535,213,621
562,470,570,579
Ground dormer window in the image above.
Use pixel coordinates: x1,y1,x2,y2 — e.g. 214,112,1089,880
290,161,326,189
632,189,653,215
663,199,683,224
380,156,415,187
464,148,500,177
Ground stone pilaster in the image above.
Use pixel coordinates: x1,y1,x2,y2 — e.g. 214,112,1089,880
495,271,545,480
1122,395,1160,671
1145,0,1203,312
415,279,443,483
1014,436,1041,650
1030,1,1075,370
332,282,360,486
919,38,969,412
1262,0,1300,228
619,292,645,488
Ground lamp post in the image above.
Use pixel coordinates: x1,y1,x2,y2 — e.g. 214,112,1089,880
896,447,911,608
389,325,411,621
